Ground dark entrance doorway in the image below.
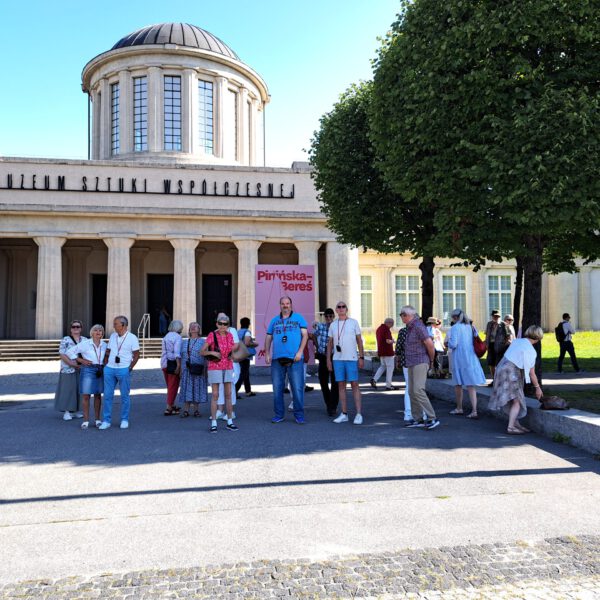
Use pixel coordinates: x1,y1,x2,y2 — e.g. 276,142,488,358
147,274,174,337
91,274,107,329
202,274,232,334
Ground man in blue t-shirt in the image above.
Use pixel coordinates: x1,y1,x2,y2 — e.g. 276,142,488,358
264,296,308,423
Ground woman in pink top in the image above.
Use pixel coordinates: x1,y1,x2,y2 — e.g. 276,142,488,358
201,313,239,433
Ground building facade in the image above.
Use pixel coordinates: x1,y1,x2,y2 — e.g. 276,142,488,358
0,23,598,340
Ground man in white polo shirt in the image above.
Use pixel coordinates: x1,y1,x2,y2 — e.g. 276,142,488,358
98,315,140,430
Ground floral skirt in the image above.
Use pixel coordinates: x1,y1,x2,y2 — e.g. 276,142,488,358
488,357,526,419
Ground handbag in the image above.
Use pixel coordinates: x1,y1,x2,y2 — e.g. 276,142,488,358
540,395,569,410
186,361,204,376
232,341,250,363
166,359,178,374
472,327,487,358
205,331,222,361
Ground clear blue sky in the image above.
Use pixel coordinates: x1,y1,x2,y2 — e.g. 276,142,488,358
0,0,400,167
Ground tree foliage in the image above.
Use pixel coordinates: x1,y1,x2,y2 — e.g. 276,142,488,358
370,0,600,329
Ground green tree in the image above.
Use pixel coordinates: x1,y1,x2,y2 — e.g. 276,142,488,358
308,82,439,318
370,0,600,340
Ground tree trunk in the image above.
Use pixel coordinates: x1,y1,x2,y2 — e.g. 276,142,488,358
521,236,544,387
512,255,524,334
419,256,435,321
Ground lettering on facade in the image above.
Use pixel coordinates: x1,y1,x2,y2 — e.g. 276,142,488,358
2,173,295,199
256,268,313,291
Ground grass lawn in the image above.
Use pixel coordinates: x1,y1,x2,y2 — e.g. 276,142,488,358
539,387,600,415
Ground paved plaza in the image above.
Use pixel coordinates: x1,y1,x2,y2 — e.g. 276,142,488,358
1,360,599,598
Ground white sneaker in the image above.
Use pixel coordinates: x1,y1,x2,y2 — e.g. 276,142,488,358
95,420,102,428
333,413,349,423
63,412,73,421
80,421,89,430
98,422,111,430
288,401,294,411
75,412,84,419
120,420,129,429
353,414,363,425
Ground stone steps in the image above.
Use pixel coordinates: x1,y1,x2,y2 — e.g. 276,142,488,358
0,338,163,361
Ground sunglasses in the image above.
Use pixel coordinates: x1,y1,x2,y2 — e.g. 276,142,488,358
217,321,229,326
71,325,82,329
336,305,347,309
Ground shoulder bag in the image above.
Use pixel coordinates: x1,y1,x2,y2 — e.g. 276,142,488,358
472,326,487,358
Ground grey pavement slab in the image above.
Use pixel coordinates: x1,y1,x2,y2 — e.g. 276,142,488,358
1,359,600,588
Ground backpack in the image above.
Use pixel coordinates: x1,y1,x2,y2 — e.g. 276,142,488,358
554,322,566,343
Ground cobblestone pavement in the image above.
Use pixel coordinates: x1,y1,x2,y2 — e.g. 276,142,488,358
2,536,599,599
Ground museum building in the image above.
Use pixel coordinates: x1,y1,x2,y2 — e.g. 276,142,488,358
0,22,599,341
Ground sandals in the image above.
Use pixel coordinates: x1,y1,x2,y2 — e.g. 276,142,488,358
449,409,464,415
164,406,181,416
193,410,201,418
506,427,525,435
81,421,89,430
180,411,190,418
466,412,479,419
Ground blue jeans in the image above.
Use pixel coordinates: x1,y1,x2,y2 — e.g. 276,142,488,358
271,359,304,419
102,366,132,423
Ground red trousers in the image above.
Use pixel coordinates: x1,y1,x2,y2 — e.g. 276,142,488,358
162,368,180,406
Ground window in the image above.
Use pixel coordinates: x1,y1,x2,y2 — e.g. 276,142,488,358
395,275,420,316
488,274,512,316
133,76,147,152
198,80,214,154
442,275,467,326
164,75,181,151
110,83,119,155
360,275,373,328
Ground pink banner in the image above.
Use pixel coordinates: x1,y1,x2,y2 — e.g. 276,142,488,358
254,265,316,366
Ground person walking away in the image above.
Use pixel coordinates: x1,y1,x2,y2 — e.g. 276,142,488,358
556,313,583,373
399,306,440,430
161,320,183,416
371,318,398,390
328,301,365,424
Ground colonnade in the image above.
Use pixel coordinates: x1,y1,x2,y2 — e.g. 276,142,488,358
30,235,360,339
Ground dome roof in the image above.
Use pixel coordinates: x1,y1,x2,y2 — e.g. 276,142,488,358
111,23,239,60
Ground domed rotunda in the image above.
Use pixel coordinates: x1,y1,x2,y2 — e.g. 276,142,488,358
82,23,269,165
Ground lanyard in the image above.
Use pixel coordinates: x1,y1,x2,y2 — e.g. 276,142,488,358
279,311,294,333
115,332,129,356
337,318,348,344
93,341,102,364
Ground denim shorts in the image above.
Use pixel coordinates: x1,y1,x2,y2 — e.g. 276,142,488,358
333,360,359,382
80,365,104,395
207,369,234,384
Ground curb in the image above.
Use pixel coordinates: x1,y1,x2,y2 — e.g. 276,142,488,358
426,378,600,455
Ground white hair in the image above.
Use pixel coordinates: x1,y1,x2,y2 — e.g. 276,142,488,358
168,320,184,333
400,305,417,317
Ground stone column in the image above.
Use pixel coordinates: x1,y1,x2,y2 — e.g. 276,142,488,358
103,237,135,330
234,239,262,326
99,78,110,159
91,87,101,160
248,97,258,166
170,237,199,327
295,240,321,320
326,242,360,322
147,66,163,152
215,76,227,158
33,236,66,339
578,267,592,330
181,69,195,154
239,87,249,165
118,70,133,154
